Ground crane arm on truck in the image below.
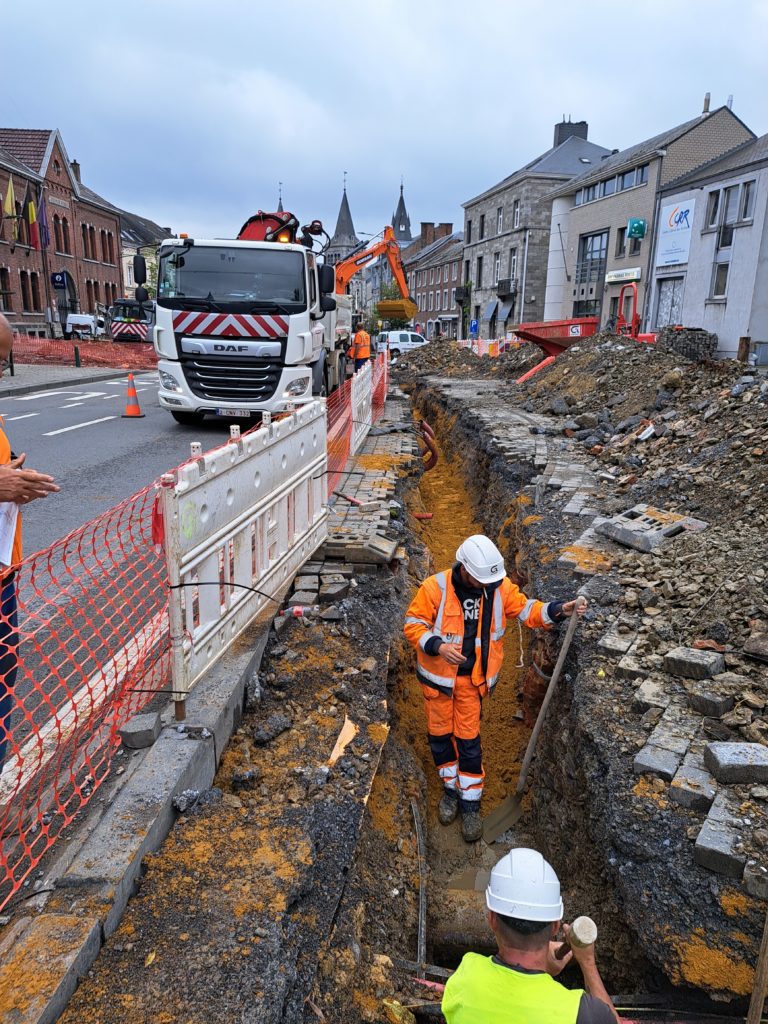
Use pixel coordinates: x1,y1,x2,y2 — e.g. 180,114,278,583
335,226,418,321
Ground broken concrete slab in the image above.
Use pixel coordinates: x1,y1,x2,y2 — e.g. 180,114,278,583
669,765,716,812
119,711,161,750
596,504,708,553
633,744,680,781
0,914,101,1024
663,646,725,680
704,742,768,784
694,819,746,879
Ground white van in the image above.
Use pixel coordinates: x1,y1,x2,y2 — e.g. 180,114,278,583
65,313,107,340
377,330,428,357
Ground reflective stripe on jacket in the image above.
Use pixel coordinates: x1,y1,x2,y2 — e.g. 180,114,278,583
404,570,551,694
442,953,583,1024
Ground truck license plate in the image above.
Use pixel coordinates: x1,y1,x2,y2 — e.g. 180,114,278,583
217,408,251,418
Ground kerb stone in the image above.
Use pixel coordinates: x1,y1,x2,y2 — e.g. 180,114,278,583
663,646,725,680
119,711,161,750
704,742,768,784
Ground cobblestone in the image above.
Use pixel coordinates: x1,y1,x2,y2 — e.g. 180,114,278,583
704,742,768,784
663,646,726,680
694,819,746,879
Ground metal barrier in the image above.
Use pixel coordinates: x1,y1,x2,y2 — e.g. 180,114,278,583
160,402,328,704
0,353,386,910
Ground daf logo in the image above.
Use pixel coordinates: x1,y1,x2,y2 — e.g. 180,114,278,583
213,343,249,352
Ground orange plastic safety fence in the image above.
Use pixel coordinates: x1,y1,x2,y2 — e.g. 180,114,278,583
326,375,353,499
10,333,158,371
0,484,169,910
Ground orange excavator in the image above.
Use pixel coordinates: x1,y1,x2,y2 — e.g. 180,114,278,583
335,225,417,321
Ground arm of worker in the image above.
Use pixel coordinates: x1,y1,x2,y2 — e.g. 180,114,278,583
501,582,588,630
404,582,467,666
0,457,59,504
560,924,620,1023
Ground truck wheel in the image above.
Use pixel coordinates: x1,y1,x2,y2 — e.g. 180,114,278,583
171,411,205,426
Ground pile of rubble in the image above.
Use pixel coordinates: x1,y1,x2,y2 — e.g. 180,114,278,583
391,338,541,380
516,333,768,523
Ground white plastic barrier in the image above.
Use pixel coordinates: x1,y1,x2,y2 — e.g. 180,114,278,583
350,360,373,455
160,401,328,700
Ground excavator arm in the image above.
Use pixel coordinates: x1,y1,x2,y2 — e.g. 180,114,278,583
335,226,418,321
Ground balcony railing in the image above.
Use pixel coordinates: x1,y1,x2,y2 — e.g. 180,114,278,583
574,259,606,286
496,277,517,297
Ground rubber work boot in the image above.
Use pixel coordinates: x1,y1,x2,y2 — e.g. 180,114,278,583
438,791,459,825
461,809,483,842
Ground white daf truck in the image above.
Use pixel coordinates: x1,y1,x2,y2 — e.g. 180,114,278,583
139,210,351,425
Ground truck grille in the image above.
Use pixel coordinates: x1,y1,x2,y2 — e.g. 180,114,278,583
180,354,283,403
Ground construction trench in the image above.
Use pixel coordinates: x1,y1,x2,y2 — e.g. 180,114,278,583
29,340,768,1022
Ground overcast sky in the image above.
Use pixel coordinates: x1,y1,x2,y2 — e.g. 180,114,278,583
2,0,766,242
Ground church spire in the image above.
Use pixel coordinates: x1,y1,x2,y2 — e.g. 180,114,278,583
326,174,360,265
391,180,412,243
277,180,284,213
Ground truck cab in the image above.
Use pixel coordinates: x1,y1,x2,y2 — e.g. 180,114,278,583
152,221,342,425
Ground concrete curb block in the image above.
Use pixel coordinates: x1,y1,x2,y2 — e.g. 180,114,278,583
0,369,127,399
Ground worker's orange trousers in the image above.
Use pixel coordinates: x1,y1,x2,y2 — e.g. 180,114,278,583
421,675,484,806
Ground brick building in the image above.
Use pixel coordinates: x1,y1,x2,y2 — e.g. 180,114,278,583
0,128,123,336
403,225,463,337
543,101,754,329
462,119,611,338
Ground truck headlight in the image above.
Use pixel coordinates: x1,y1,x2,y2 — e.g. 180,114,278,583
160,370,182,392
284,377,310,398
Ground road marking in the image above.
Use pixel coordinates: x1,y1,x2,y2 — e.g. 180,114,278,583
61,402,85,408
43,415,117,436
6,412,39,421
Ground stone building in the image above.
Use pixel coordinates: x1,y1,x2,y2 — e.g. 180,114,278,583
647,133,768,361
462,119,611,338
0,128,123,336
543,101,754,329
403,229,463,338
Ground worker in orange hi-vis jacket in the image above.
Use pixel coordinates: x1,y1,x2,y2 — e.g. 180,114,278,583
348,326,371,371
404,535,587,842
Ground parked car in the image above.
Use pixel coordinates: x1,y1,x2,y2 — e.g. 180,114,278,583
64,313,107,340
377,330,429,357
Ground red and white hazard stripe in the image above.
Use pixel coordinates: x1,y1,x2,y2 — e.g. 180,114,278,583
112,321,149,340
171,311,289,338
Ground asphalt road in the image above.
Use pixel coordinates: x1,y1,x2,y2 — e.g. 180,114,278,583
1,372,238,555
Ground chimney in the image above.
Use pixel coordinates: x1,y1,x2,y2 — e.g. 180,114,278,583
727,94,734,109
702,92,711,114
420,222,436,246
70,159,81,183
436,222,453,239
553,117,588,147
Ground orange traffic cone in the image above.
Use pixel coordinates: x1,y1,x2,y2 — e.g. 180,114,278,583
122,373,145,418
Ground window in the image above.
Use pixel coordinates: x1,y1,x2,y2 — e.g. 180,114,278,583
436,291,441,311
54,215,63,252
0,268,12,311
637,164,649,184
710,261,729,299
101,230,108,262
30,272,41,311
127,262,134,286
428,292,433,311
574,189,584,207
619,170,636,191
585,183,599,203
740,180,755,221
452,262,458,281
464,259,470,284
19,271,31,312
603,176,617,197
466,219,472,244
429,268,434,284
513,200,520,228
497,206,503,233
509,248,517,279
89,225,97,260
443,289,448,309
629,236,642,256
493,251,500,284
443,265,448,283
82,223,89,258
479,214,485,240
615,227,626,257
16,202,28,246
451,287,456,307
719,186,739,248
706,191,720,228
476,256,483,288
94,281,101,306
62,218,70,254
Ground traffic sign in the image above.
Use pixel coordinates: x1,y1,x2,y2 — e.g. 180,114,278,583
469,318,478,333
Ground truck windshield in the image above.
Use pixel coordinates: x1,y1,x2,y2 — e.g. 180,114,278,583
112,301,151,321
157,246,306,311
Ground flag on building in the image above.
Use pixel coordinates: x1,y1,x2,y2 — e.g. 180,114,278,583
26,196,39,250
2,175,17,244
38,189,50,249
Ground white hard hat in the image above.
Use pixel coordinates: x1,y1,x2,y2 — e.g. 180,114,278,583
486,848,564,921
456,535,506,585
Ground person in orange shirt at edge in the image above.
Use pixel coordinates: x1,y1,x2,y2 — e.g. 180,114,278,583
0,314,59,777
348,323,371,372
404,534,587,842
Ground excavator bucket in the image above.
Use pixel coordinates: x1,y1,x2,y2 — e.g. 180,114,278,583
377,298,418,321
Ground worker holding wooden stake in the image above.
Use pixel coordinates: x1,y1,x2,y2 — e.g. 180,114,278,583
404,534,586,842
442,848,618,1022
